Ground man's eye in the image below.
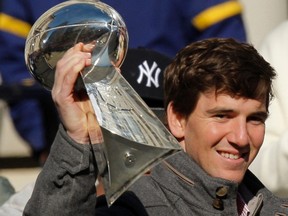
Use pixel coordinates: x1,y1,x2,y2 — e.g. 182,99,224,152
248,116,266,124
214,114,228,119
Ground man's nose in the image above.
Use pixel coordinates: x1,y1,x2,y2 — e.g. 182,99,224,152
227,120,249,146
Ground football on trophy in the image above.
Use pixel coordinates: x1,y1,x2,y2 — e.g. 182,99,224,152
24,0,128,90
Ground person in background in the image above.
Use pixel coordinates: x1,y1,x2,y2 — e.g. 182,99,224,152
23,38,288,215
103,0,247,58
0,1,62,163
0,0,246,164
0,182,34,216
249,21,288,198
0,176,15,206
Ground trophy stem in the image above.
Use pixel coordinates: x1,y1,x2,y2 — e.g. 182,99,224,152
82,67,181,206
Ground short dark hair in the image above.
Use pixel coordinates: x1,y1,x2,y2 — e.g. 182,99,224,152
164,38,276,118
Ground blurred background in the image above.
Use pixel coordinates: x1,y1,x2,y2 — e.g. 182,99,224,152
0,0,287,192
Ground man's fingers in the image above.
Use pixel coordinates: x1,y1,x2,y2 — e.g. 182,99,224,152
83,42,96,52
52,43,91,98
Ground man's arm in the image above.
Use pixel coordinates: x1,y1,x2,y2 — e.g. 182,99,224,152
23,125,98,216
23,42,147,215
23,43,100,215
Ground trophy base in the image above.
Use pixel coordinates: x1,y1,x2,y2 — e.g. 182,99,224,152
98,127,181,206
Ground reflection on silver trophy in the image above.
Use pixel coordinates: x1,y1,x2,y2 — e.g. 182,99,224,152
24,0,181,206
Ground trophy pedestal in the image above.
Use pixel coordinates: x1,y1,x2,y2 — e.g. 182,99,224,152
99,127,180,206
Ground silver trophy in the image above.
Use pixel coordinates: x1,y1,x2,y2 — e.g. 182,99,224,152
25,0,181,206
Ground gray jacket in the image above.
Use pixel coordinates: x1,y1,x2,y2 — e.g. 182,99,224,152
23,125,288,215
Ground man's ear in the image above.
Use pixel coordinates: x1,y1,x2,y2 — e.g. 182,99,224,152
167,102,185,139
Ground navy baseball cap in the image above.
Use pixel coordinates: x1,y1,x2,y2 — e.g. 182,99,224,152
120,48,172,108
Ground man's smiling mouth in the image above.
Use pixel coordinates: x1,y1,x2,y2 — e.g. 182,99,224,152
219,152,241,160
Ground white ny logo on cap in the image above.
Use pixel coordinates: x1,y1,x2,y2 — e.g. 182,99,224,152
137,60,161,88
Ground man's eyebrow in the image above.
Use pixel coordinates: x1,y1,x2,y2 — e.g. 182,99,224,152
206,108,268,118
206,108,234,114
250,111,269,120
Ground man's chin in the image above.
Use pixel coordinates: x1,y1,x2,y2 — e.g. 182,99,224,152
212,170,245,183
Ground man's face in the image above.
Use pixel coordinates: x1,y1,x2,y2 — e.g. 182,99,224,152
173,92,267,183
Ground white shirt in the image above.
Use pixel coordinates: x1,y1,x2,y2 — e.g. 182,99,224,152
0,183,34,216
249,20,288,197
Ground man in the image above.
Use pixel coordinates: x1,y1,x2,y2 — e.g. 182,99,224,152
23,38,288,215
